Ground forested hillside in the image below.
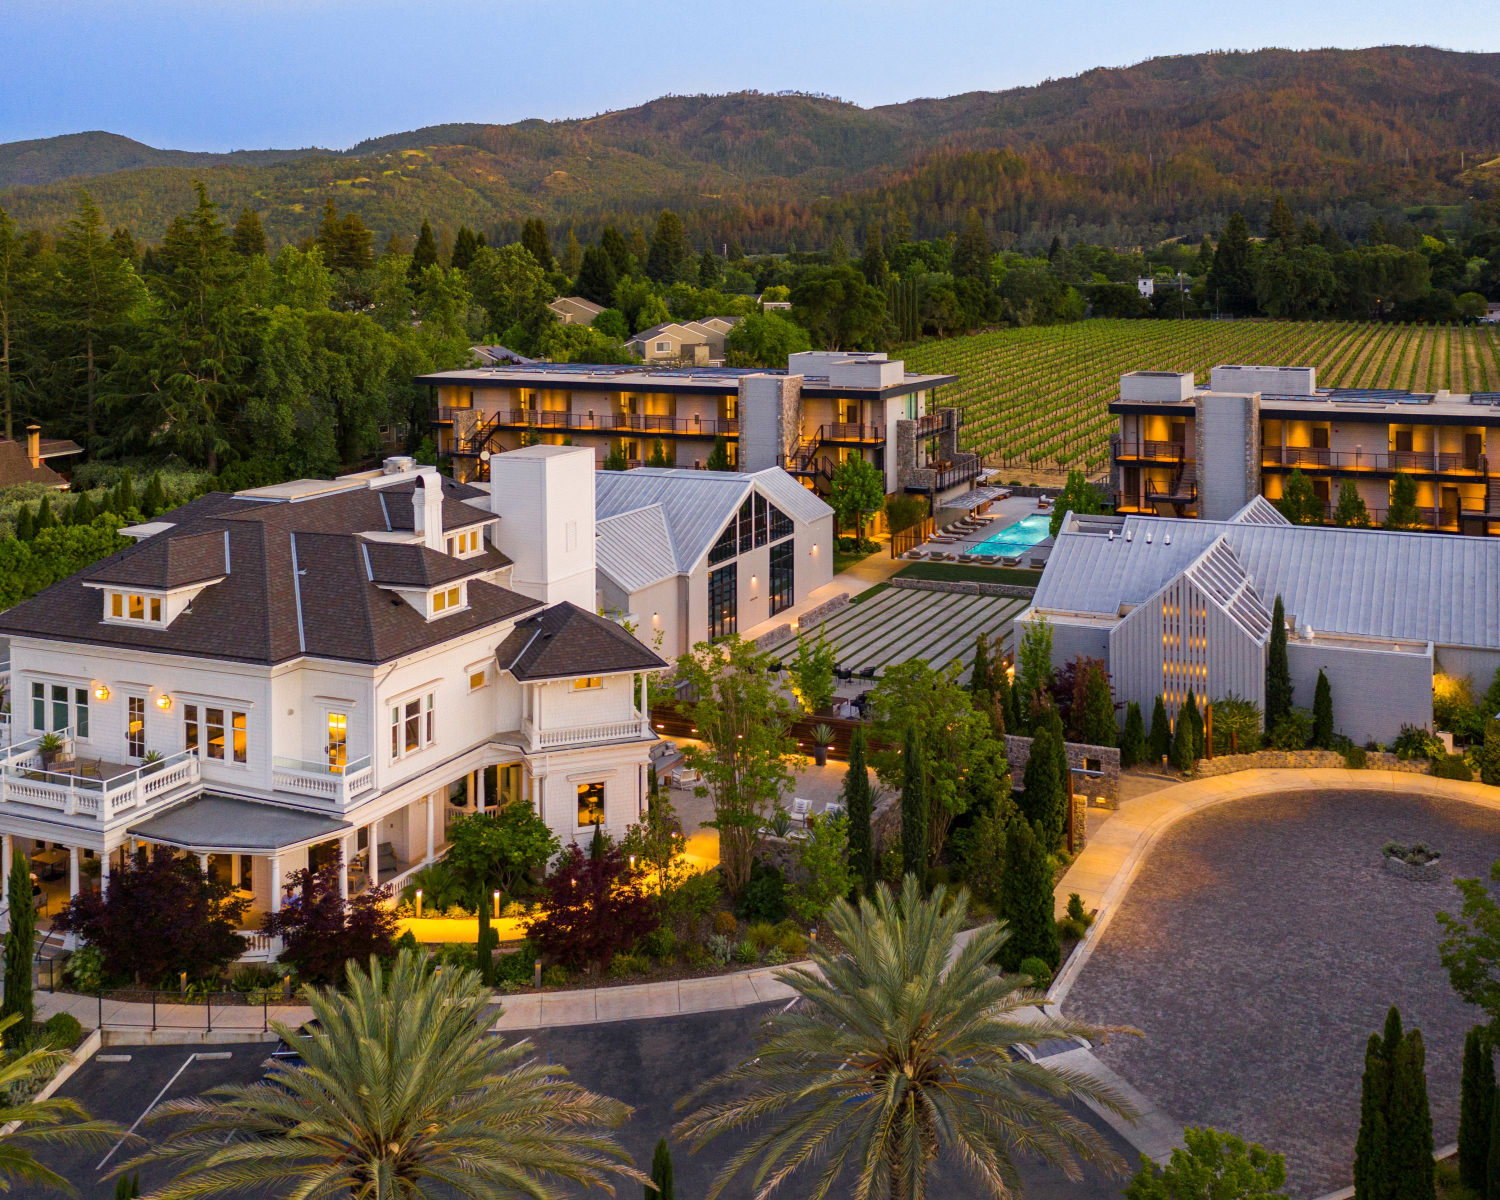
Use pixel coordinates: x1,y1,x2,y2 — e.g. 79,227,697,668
0,132,328,188
3,47,1497,250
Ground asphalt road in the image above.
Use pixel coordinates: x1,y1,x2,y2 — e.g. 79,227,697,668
40,1008,1137,1198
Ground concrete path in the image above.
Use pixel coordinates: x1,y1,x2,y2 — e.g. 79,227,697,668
493,964,799,1030
35,988,312,1041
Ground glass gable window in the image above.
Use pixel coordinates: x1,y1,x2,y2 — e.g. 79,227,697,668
769,539,795,615
709,562,737,641
753,493,768,547
737,498,754,554
768,503,793,542
708,520,737,565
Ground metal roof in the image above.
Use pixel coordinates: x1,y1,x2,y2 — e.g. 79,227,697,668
1033,514,1500,650
595,504,679,593
1228,496,1291,526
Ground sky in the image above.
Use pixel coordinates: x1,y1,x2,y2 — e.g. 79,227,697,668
3,0,1499,151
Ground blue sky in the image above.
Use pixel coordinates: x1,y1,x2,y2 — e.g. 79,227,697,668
3,0,1498,150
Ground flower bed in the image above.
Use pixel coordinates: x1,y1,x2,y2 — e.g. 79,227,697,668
1382,841,1443,882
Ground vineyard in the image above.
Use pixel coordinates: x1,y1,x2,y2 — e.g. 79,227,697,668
900,321,1500,476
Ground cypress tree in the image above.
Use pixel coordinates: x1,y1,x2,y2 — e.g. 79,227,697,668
521,218,554,272
1021,726,1064,851
646,1136,675,1200
13,503,34,542
706,437,731,472
900,725,928,880
843,727,874,894
71,490,96,526
998,817,1060,972
993,658,1012,733
1078,663,1117,747
1045,704,1070,839
1488,1099,1500,1200
1459,1026,1494,1194
646,210,691,284
33,495,55,532
115,468,136,515
1312,670,1335,749
1147,695,1171,763
1008,671,1025,735
451,225,479,271
230,207,266,258
1354,1031,1392,1200
140,472,166,519
1266,595,1293,727
1388,1028,1435,1200
575,244,619,308
410,220,439,279
2,849,34,1045
1120,701,1146,768
969,632,992,699
1182,691,1203,758
1171,708,1197,773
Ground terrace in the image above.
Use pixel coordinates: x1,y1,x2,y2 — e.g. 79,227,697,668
0,732,201,825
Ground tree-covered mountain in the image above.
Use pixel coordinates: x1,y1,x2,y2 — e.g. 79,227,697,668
3,46,1498,250
0,131,329,188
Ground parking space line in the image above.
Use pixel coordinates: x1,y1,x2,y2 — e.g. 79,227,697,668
95,1052,233,1171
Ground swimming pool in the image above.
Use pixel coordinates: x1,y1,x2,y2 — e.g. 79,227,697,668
971,513,1053,556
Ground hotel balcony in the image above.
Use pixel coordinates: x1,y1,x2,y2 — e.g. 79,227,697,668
0,734,201,827
1260,447,1491,476
437,407,739,455
271,755,376,805
1113,439,1187,463
521,714,653,753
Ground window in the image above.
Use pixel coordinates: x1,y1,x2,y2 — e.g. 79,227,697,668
74,688,89,739
769,539,795,615
129,594,144,620
708,520,737,565
753,493,768,547
108,592,163,623
327,712,347,772
31,682,43,732
573,676,602,690
187,705,246,763
768,502,793,542
737,498,753,554
654,340,671,353
468,670,487,692
185,704,199,754
52,685,68,733
709,562,737,641
390,692,436,760
206,708,226,759
577,782,605,827
431,585,462,614
446,529,482,556
232,711,247,764
127,696,145,758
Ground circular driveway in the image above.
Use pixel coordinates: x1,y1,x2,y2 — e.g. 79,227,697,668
1064,789,1500,1198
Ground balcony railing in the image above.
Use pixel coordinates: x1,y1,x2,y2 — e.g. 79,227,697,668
915,408,960,437
272,755,374,805
436,408,739,439
906,454,983,493
1114,440,1187,462
0,745,201,822
522,716,649,753
1261,447,1489,474
822,422,886,443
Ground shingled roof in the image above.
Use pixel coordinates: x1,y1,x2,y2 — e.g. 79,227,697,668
0,475,537,666
361,541,505,588
494,603,666,681
83,529,229,590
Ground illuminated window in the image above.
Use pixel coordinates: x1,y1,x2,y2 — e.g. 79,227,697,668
151,597,162,621
390,692,436,760
577,781,605,827
127,696,145,758
111,593,123,618
573,676,602,690
327,712,347,772
108,592,163,623
431,585,463,615
128,594,144,620
206,708,226,759
232,711,247,764
468,670,487,691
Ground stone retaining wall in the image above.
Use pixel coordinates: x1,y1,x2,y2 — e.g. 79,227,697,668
1192,749,1432,778
1004,734,1121,803
754,624,795,651
799,592,850,627
890,577,1037,599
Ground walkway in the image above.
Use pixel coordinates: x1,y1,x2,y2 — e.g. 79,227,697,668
739,544,905,642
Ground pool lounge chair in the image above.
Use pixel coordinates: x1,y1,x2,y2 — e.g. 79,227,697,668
957,553,975,563
974,554,998,564
1001,553,1023,566
904,549,927,559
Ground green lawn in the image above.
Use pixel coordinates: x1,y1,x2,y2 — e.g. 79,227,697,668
895,562,1044,587
833,541,884,575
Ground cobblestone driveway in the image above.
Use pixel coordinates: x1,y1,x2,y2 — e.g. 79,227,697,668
1065,789,1500,1198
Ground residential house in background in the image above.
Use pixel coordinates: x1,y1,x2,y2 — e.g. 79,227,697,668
1109,364,1500,534
547,296,607,326
0,448,664,958
0,425,81,490
627,317,741,365
422,352,971,504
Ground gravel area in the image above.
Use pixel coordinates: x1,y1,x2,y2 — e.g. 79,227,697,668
1064,789,1500,1198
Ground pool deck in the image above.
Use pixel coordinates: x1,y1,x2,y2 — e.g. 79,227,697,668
912,494,1054,560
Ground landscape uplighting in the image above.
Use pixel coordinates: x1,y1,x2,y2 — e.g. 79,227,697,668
414,888,423,917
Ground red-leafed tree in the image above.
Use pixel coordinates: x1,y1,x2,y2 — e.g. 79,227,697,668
526,842,657,970
263,855,398,985
54,846,249,986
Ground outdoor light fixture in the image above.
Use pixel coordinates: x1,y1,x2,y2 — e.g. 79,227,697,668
415,888,423,917
629,855,636,870
154,694,172,710
493,890,501,918
93,685,109,701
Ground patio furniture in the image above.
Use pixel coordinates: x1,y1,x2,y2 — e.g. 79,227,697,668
957,553,975,563
790,797,813,826
975,554,998,564
822,801,845,819
1001,553,1023,566
31,848,67,881
377,842,398,877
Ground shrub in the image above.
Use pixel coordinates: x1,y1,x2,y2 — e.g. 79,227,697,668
263,857,399,986
1209,695,1263,756
1058,916,1087,941
1392,724,1445,761
747,922,779,951
493,940,538,986
774,921,809,957
1127,1127,1287,1200
228,963,280,993
712,910,739,937
609,953,650,978
1344,745,1369,770
1017,956,1054,988
42,1012,83,1050
1433,753,1474,781
734,939,758,964
435,942,477,972
764,947,789,966
789,813,853,923
527,842,658,971
1384,842,1439,865
639,927,678,960
63,945,105,993
707,934,733,965
540,964,569,987
1267,709,1313,751
1066,893,1092,927
735,861,788,923
663,869,724,922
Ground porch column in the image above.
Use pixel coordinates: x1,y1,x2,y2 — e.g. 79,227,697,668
269,854,282,914
68,846,80,900
466,771,476,811
197,853,209,874
425,795,435,863
99,845,111,891
476,768,487,813
340,835,352,899
640,672,650,736
1,834,9,905
366,824,376,884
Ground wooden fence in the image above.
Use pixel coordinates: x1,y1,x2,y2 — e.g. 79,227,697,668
890,518,934,558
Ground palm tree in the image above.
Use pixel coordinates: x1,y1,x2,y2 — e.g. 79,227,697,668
122,949,646,1198
674,876,1139,1200
0,1013,119,1192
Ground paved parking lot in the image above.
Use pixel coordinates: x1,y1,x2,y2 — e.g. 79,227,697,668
40,1007,1137,1198
1065,789,1500,1198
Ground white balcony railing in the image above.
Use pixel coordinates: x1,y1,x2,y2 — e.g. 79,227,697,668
272,755,374,805
0,745,201,822
522,715,649,753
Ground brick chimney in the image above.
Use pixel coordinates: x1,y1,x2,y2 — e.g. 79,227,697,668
25,425,40,470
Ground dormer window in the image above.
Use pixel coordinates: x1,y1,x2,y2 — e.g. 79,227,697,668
445,528,483,557
430,583,466,617
107,591,164,626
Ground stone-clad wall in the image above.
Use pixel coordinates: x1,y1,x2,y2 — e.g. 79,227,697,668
1193,749,1431,778
1004,734,1121,803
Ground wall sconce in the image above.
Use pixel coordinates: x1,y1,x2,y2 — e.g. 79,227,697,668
93,685,110,701
154,694,172,711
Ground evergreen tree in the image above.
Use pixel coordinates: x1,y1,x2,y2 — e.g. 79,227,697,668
410,219,439,280
1021,725,1064,851
969,632,992,699
574,244,618,308
1354,1031,1392,1200
900,724,928,880
562,229,583,279
110,225,140,264
1182,691,1203,758
1048,235,1063,261
140,471,167,518
231,207,266,258
521,218,554,272
1458,1026,1494,1194
1335,479,1371,527
2,848,33,1045
1148,695,1171,763
992,659,1013,737
859,224,889,288
1489,1099,1500,1200
1278,468,1323,524
1078,662,1117,747
697,249,721,288
1388,1028,1436,1200
1171,707,1197,774
951,210,992,282
706,436,731,471
13,503,34,542
1045,703,1070,825
843,727,874,894
1008,671,1025,735
1387,474,1422,530
998,816,1060,972
34,495,55,531
1266,595,1293,727
646,210,691,285
1208,212,1257,315
1267,196,1298,248
70,490,96,525
1120,702,1145,768
646,1136,674,1200
599,225,633,279
451,225,479,271
115,468,136,515
1312,670,1334,749
1482,717,1500,788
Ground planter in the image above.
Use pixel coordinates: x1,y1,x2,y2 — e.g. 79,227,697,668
812,745,828,767
1384,854,1443,882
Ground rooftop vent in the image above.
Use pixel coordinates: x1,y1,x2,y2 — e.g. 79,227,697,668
383,456,416,475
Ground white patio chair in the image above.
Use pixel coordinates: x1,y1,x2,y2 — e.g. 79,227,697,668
790,797,813,826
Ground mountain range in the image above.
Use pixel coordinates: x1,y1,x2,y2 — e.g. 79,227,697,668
2,45,1498,251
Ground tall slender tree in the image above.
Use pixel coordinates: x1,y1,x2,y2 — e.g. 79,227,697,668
450,225,480,272
1148,695,1171,764
999,817,1060,972
969,632,993,700
646,210,691,285
230,207,266,258
1120,702,1146,768
1021,725,1065,852
859,223,889,288
1312,670,1335,749
1388,1028,1436,1200
410,219,439,280
900,724,928,879
842,727,874,895
1458,1026,1494,1194
521,218,554,273
1266,595,1293,728
646,1136,674,1200
1,849,34,1046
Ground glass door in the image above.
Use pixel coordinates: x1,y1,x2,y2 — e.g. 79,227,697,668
327,712,347,774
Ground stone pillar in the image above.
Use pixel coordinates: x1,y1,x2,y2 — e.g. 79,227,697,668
269,854,282,913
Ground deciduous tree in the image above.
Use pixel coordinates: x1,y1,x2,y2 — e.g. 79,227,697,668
264,856,398,986
527,843,657,970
